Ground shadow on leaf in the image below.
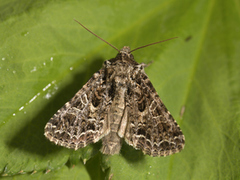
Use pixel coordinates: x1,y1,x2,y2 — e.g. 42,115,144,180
120,141,145,162
7,57,104,157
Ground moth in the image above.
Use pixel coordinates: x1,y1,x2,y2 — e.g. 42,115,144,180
44,20,185,157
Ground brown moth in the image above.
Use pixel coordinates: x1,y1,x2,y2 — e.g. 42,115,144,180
44,20,185,157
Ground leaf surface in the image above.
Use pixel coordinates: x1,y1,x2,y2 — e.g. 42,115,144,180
0,0,239,179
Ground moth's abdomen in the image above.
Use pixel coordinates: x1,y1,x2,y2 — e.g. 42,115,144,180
100,81,127,155
100,132,122,155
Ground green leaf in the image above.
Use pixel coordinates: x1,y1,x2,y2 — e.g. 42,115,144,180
2,162,90,180
0,0,239,179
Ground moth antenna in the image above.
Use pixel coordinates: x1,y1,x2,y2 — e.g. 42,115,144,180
130,37,178,53
74,19,120,52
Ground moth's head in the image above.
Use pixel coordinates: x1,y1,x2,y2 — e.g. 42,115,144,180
120,46,131,54
106,46,138,66
119,46,134,60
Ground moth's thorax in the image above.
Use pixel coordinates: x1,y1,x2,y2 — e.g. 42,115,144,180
103,46,144,81
104,60,144,86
